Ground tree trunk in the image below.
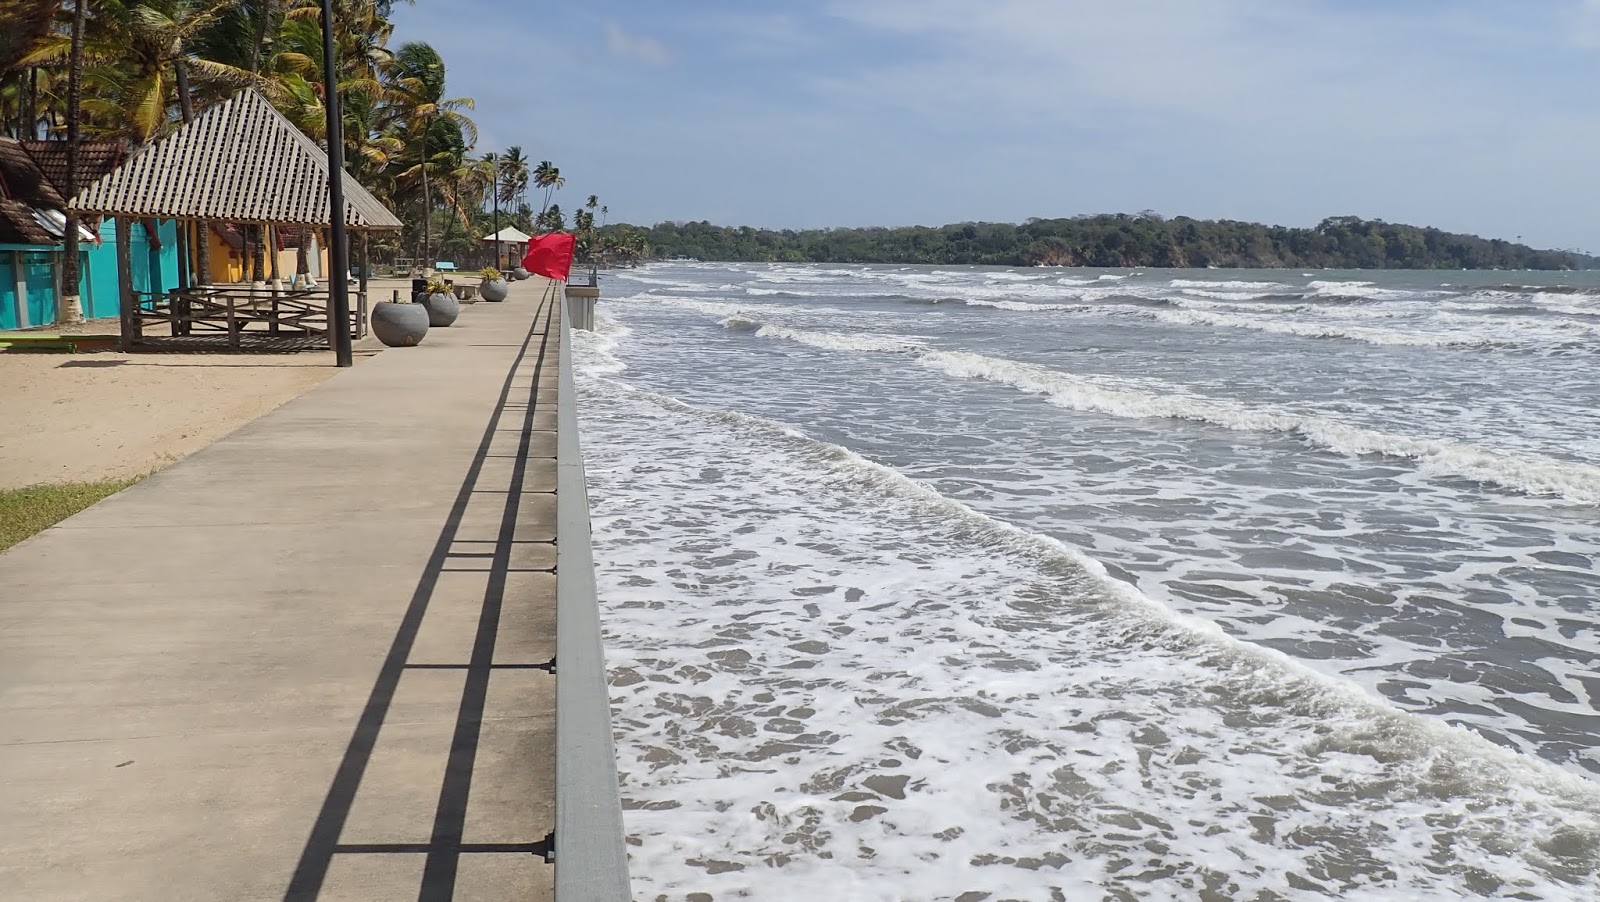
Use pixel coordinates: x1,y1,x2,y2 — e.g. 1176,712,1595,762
419,120,431,269
56,0,87,327
249,0,273,75
175,59,212,285
267,224,279,281
297,227,309,280
250,224,265,282
26,67,38,135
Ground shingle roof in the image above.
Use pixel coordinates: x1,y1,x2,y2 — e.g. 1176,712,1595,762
71,89,402,230
0,137,66,210
0,197,56,244
20,139,124,196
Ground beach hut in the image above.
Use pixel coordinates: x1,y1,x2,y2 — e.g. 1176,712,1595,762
0,137,175,330
70,89,402,351
482,226,532,269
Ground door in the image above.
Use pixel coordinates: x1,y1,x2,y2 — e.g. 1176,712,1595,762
22,252,55,327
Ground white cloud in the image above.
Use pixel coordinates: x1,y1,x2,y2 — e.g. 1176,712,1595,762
605,22,671,66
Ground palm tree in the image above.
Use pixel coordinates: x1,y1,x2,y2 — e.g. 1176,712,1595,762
537,203,564,233
387,41,475,268
532,159,563,222
57,0,88,325
499,144,528,208
0,1,58,137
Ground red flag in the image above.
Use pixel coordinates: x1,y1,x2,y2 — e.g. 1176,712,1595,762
522,233,577,282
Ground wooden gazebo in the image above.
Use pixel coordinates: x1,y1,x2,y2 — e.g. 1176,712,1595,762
71,89,403,351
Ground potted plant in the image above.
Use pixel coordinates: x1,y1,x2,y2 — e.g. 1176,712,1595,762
479,267,509,302
512,264,531,280
370,291,430,347
417,276,460,327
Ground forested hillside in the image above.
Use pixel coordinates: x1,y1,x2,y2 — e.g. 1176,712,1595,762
607,214,1594,270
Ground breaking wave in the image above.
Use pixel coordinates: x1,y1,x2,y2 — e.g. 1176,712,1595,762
719,317,1600,503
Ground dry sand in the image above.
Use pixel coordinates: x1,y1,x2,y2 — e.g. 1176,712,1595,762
0,349,356,489
0,278,460,490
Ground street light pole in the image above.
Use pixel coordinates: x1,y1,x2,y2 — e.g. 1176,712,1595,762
493,162,502,271
320,0,353,367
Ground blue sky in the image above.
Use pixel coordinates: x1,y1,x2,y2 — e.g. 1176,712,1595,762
390,0,1600,251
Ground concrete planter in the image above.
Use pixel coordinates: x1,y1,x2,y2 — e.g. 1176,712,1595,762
480,279,509,302
419,291,460,326
371,301,430,347
513,267,531,281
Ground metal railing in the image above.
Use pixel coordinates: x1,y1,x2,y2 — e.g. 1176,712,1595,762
554,298,632,900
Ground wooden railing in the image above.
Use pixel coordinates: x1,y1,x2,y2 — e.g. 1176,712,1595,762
131,285,366,350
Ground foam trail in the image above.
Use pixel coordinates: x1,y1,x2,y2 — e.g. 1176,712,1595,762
574,364,1600,900
720,317,1600,503
1154,308,1513,348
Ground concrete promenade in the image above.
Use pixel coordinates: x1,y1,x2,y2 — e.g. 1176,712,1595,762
0,278,563,900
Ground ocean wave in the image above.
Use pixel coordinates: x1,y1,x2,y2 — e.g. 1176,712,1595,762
582,373,1600,829
1152,308,1512,348
721,315,922,354
721,318,1600,503
1306,280,1440,302
1170,279,1293,291
962,298,1091,313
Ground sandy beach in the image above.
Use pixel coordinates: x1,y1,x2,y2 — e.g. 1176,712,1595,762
0,349,354,489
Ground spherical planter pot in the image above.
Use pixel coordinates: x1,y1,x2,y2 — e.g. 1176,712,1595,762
513,266,530,281
370,301,430,347
419,291,460,326
480,279,509,302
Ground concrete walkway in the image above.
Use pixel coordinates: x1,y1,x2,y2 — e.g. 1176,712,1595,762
0,279,562,901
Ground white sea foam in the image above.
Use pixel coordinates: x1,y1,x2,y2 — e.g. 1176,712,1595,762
962,298,1089,313
721,314,922,354
1169,279,1292,291
720,317,1600,503
1153,308,1512,348
575,366,1600,900
1306,280,1439,301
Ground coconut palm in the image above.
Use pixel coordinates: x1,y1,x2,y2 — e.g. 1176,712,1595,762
533,159,563,221
0,2,58,136
386,41,475,267
499,144,528,207
537,203,564,233
57,0,89,324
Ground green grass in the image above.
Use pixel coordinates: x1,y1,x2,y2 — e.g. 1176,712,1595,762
0,478,139,552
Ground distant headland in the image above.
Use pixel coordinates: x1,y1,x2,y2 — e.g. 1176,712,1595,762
603,214,1595,270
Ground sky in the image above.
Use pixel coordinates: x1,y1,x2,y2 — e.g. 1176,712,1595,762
390,0,1600,252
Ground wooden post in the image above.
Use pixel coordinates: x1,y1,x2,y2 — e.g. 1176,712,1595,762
115,217,135,349
357,232,369,339
11,251,27,329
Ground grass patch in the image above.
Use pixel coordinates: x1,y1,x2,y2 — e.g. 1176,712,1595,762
0,478,139,552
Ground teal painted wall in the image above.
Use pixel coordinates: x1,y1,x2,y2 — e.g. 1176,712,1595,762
0,254,16,330
23,251,53,325
0,220,180,328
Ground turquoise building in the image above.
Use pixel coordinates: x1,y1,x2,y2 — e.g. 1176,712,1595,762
0,219,180,330
0,137,178,331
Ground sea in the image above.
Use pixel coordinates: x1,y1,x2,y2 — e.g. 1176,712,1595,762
571,263,1600,901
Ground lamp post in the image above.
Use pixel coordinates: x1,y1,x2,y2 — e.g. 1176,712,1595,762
493,161,502,270
321,0,353,367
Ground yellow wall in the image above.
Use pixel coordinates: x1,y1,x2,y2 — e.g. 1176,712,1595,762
206,226,244,283
186,224,329,284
